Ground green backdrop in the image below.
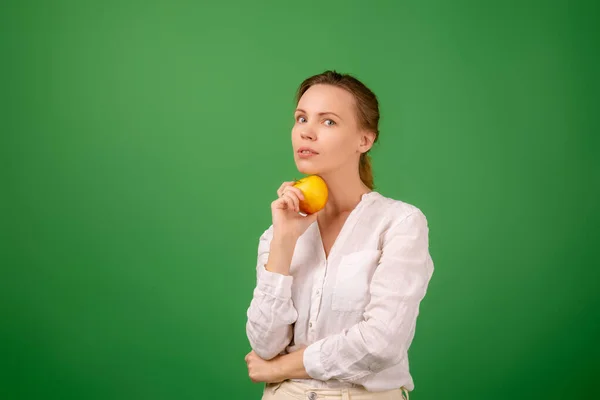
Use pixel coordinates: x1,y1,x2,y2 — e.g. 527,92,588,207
2,1,597,399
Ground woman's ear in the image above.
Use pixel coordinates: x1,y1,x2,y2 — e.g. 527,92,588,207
358,130,377,154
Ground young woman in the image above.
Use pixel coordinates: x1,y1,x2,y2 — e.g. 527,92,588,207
245,70,434,400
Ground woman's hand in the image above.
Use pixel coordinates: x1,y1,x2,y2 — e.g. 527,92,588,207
271,181,319,241
245,350,284,384
245,347,310,383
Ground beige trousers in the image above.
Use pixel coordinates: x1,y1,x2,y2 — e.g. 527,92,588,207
261,380,409,400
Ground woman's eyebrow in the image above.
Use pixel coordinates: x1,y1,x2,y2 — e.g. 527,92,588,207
295,109,342,120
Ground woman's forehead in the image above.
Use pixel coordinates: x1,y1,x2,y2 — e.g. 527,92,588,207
297,84,356,115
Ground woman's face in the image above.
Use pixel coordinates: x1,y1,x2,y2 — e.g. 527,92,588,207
292,84,372,176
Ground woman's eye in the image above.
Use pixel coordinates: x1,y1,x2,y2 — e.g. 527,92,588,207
324,119,336,126
297,116,307,123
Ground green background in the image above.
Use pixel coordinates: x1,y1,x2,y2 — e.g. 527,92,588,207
2,1,598,399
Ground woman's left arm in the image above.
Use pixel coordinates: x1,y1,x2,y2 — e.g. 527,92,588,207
278,211,434,383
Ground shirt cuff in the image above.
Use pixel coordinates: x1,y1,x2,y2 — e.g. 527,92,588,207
303,340,327,380
257,265,294,299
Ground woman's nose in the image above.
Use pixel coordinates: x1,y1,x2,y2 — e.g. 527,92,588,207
301,129,316,141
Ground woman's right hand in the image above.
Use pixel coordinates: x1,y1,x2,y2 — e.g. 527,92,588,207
271,181,320,241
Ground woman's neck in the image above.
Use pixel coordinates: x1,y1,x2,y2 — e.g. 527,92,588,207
318,171,371,215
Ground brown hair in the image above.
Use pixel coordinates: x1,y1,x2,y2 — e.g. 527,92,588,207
295,70,380,190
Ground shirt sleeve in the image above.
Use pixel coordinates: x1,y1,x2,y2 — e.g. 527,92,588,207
303,211,434,382
246,225,298,360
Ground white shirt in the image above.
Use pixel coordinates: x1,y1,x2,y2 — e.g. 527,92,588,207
246,191,434,392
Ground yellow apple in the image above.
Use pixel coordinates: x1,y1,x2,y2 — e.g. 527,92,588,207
293,175,328,214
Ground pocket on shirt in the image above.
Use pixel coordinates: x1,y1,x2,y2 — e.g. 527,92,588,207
331,249,382,312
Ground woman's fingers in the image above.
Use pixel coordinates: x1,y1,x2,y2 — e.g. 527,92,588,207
272,197,287,211
277,181,296,198
271,192,302,214
272,196,295,212
274,181,305,214
282,192,299,213
282,186,305,201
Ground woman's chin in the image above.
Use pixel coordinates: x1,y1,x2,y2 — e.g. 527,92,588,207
295,162,321,175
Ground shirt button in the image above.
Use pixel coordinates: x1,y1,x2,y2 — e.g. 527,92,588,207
316,290,320,295
307,392,317,400
309,322,313,328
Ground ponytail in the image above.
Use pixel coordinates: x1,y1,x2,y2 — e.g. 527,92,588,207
359,153,374,190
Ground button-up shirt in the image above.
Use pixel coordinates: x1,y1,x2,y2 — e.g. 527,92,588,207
246,191,434,392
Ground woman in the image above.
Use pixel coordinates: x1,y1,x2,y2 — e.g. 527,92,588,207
245,70,434,400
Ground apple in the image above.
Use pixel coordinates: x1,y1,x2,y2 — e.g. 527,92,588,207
293,175,328,214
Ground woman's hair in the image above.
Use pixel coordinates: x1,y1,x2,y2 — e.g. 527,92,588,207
295,70,380,190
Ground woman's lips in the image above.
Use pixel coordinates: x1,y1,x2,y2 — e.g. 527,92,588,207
297,148,319,158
